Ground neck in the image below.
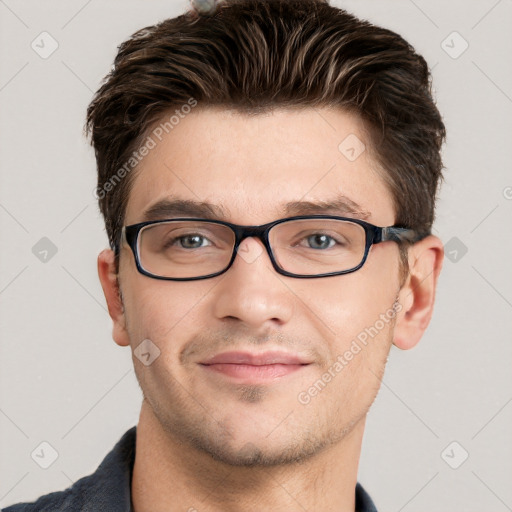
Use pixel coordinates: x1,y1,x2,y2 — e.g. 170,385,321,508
131,400,364,512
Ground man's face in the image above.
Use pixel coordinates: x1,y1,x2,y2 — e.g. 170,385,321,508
118,107,403,465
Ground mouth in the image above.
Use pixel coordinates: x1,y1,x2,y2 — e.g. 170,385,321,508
199,351,312,383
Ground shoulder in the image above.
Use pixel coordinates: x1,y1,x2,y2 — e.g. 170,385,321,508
356,482,378,512
2,426,137,512
2,486,79,512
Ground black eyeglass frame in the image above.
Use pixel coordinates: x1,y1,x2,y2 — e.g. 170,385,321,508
119,215,424,281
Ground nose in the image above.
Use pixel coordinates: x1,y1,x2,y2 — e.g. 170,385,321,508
211,237,294,329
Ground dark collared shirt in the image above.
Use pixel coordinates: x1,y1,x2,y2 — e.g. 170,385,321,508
3,426,378,511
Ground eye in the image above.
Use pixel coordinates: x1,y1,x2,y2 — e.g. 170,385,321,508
169,234,212,249
304,234,337,250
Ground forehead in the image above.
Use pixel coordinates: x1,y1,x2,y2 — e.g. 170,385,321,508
124,107,395,226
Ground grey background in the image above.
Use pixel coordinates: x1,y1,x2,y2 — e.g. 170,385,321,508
0,0,511,510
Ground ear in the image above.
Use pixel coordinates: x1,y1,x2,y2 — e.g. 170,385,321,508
97,249,130,347
393,235,444,350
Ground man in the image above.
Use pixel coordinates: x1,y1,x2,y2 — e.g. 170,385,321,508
4,0,445,510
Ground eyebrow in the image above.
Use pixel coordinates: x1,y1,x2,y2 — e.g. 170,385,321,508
142,199,227,221
141,195,371,222
282,197,371,220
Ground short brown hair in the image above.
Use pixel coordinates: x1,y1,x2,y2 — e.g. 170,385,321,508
86,0,445,262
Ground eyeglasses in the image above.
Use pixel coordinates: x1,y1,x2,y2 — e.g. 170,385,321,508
119,215,423,281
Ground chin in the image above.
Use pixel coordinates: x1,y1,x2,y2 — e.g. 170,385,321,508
190,434,331,467
171,413,354,468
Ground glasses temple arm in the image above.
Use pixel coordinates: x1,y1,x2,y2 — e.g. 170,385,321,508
379,227,428,243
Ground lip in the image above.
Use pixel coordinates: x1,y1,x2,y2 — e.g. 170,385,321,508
199,351,311,383
200,351,310,366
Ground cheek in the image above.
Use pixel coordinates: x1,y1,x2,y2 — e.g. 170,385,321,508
290,251,398,333
121,274,215,346
287,245,400,369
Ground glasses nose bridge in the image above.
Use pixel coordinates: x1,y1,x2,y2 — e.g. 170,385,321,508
234,223,270,244
232,224,273,257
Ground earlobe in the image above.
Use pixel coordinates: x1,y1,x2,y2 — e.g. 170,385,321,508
97,249,131,347
393,235,444,350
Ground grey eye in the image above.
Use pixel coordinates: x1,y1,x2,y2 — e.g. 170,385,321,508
177,235,209,248
306,234,336,250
